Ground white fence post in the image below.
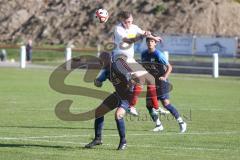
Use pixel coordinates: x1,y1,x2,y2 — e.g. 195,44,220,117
192,35,197,56
20,46,26,68
163,51,169,61
213,53,219,78
65,47,72,70
235,37,238,59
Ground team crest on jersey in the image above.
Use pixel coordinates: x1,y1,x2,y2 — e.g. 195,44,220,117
150,58,156,63
141,62,166,77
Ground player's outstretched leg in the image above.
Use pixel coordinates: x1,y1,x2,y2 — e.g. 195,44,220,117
164,103,187,133
85,117,104,148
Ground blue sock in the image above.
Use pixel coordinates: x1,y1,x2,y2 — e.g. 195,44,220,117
94,116,104,140
115,118,126,143
165,104,180,119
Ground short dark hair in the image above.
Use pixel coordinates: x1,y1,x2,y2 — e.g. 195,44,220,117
118,11,132,20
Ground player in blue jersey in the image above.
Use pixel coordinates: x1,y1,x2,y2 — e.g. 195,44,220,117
140,36,187,132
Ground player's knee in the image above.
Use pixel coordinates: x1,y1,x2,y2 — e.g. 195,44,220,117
138,76,145,85
145,73,155,85
162,99,170,107
115,109,125,120
130,73,145,85
115,112,124,120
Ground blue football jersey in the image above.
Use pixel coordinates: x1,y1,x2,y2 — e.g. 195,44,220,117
141,49,169,77
141,49,169,65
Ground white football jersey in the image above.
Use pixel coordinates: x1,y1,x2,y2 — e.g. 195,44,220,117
113,23,144,60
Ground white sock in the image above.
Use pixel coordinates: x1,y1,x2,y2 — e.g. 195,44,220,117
156,118,161,126
177,117,183,123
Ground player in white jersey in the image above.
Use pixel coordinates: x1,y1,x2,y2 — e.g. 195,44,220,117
112,11,163,116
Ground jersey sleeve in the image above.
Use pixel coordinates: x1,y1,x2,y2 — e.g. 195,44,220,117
96,69,109,82
156,50,169,65
114,25,127,39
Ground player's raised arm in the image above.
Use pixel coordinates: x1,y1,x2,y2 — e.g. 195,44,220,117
123,31,162,44
146,34,163,43
121,30,147,43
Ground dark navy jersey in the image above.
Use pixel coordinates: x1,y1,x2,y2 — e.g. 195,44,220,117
141,49,169,78
96,67,132,100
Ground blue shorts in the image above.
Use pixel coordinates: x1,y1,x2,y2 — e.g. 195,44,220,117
114,92,130,111
157,93,170,101
156,79,170,101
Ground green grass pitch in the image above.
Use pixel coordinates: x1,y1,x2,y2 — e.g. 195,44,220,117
0,67,239,160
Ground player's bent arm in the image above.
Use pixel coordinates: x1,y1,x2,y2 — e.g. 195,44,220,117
146,34,163,42
122,35,144,44
115,25,152,44
121,26,150,44
160,64,172,81
123,33,162,44
94,68,109,87
122,31,149,44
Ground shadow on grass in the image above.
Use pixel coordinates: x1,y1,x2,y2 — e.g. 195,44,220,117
0,143,118,151
0,143,71,149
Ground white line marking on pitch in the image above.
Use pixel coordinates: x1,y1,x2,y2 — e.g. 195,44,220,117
0,131,239,140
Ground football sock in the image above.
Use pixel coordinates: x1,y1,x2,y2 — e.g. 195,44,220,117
116,118,126,143
147,85,159,109
177,117,184,124
156,118,161,126
94,116,104,140
147,106,159,123
165,104,180,119
129,84,142,107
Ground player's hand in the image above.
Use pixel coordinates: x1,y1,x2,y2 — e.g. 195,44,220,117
144,31,151,36
153,36,163,42
159,76,167,81
94,79,103,87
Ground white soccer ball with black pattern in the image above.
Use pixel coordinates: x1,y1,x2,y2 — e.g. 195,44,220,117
95,8,109,23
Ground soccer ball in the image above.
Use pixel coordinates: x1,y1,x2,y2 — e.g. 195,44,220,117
95,8,109,23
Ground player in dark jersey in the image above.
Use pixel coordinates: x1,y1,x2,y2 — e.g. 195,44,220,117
85,52,137,150
140,36,187,133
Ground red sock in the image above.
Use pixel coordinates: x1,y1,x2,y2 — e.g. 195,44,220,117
129,84,142,107
147,85,159,109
